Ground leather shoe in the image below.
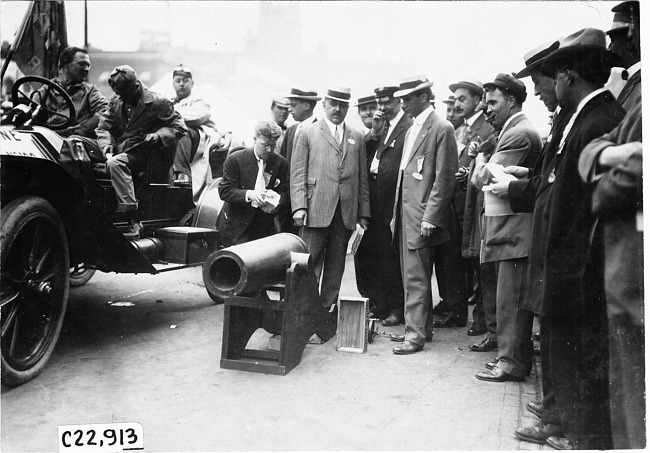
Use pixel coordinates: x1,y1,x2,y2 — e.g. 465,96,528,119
475,367,524,382
381,313,403,326
392,340,423,355
432,315,467,328
515,424,563,444
467,323,487,336
546,436,576,450
469,337,498,352
526,400,543,418
431,301,448,316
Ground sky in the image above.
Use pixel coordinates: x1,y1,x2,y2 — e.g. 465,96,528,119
1,0,646,136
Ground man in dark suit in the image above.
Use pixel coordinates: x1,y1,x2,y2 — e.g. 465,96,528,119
355,86,412,326
606,1,640,113
278,87,320,232
519,28,625,450
291,86,370,313
471,74,541,382
389,75,458,354
217,121,288,247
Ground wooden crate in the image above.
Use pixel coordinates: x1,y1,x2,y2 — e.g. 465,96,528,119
336,297,369,353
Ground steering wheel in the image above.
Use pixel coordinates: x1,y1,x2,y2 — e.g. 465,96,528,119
11,75,76,130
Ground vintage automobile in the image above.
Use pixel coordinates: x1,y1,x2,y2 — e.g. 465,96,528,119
0,75,227,387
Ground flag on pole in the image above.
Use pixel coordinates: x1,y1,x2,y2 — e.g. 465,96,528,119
11,0,68,79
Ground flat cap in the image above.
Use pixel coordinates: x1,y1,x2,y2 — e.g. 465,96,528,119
484,73,527,103
173,64,192,78
108,65,138,94
449,79,484,96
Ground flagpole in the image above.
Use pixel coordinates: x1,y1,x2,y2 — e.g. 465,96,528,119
84,0,88,49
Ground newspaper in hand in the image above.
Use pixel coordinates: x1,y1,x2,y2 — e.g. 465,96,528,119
349,223,365,255
259,190,280,213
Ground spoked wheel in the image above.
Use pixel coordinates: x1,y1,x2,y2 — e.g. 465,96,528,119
70,264,96,288
1,196,70,387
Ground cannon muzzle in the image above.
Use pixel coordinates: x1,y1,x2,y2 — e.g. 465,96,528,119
202,233,308,296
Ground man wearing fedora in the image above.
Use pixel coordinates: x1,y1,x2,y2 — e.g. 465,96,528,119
606,0,641,113
470,73,541,384
520,28,625,450
353,93,378,134
270,95,290,152
442,95,464,131
388,75,457,354
290,86,370,320
278,87,320,232
96,65,186,239
355,86,412,327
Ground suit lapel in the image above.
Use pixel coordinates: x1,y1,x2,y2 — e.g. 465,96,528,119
129,89,149,125
341,125,349,162
405,111,433,165
498,114,526,144
377,116,407,160
320,120,340,152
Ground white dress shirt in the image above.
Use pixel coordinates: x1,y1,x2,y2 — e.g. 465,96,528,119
400,105,433,170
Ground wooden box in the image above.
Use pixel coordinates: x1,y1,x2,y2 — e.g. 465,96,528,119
336,297,369,353
155,226,219,264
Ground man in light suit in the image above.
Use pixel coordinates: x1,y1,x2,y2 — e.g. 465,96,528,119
291,86,371,313
217,121,288,247
471,73,541,382
389,75,458,354
355,86,412,326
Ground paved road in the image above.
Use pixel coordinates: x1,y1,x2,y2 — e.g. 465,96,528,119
1,255,549,452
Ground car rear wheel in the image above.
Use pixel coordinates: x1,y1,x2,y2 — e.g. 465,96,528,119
1,196,70,387
70,265,96,287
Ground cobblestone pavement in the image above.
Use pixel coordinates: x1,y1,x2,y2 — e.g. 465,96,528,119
1,255,553,451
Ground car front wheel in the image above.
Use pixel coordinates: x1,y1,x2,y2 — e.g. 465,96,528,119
1,196,70,387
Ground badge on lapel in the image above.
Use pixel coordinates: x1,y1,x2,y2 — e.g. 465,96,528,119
413,155,424,180
388,140,396,148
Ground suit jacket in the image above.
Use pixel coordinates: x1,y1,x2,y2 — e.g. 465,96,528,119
216,148,288,246
522,90,626,317
392,109,458,249
279,117,318,173
617,69,641,114
471,114,541,262
365,113,413,225
290,119,370,230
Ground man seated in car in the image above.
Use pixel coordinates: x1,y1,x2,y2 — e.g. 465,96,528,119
170,64,225,203
96,65,186,239
36,46,108,139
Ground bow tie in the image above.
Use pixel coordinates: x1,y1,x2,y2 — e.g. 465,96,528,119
621,70,629,81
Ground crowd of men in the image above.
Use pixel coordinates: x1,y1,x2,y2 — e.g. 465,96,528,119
21,1,642,449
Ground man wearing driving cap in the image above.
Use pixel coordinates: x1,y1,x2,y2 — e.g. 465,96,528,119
355,85,412,327
606,1,641,113
96,65,186,239
470,73,541,385
278,87,320,233
290,86,370,332
388,75,458,354
170,64,222,204
517,28,625,450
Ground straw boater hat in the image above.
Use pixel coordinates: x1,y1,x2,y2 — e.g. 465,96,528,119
272,95,290,108
515,41,560,78
484,73,527,104
374,86,399,102
606,1,639,35
540,28,622,78
173,64,192,78
353,93,377,107
448,79,484,97
393,75,433,98
324,86,352,103
442,95,457,106
285,87,321,101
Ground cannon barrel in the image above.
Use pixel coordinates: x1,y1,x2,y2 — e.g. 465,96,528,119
202,233,308,296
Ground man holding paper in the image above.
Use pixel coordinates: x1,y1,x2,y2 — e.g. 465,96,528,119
217,121,288,247
470,74,542,381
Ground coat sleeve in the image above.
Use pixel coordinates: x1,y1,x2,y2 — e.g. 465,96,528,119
95,97,119,151
290,127,310,214
422,123,458,226
358,134,371,218
592,151,642,218
176,98,211,128
218,153,248,204
152,98,187,147
275,157,290,211
74,85,108,137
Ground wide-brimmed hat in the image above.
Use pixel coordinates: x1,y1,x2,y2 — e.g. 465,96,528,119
324,86,352,103
173,64,192,78
374,86,399,102
108,65,138,94
353,93,377,107
515,40,560,78
448,79,484,97
285,87,321,101
607,1,639,35
394,75,433,98
540,28,621,77
272,95,290,108
442,95,456,106
484,73,527,103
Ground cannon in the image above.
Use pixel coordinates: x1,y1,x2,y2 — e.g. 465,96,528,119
202,233,337,375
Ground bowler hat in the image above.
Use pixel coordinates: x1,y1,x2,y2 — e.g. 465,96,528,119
173,64,192,78
394,75,433,98
484,73,527,103
607,1,639,35
515,40,560,78
449,79,484,96
374,86,399,102
540,28,621,77
272,95,290,108
353,93,377,107
324,86,352,103
108,65,138,94
286,87,321,101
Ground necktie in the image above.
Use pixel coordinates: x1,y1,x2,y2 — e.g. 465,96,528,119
255,158,265,191
382,120,391,145
334,126,342,146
